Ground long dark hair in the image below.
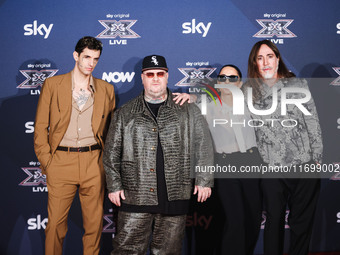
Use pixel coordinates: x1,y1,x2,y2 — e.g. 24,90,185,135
246,40,295,99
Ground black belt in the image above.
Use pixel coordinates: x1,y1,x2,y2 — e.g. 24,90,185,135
56,144,101,152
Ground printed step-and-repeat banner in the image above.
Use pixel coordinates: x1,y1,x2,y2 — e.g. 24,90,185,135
0,0,339,254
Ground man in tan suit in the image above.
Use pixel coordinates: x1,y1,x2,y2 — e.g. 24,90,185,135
34,36,115,255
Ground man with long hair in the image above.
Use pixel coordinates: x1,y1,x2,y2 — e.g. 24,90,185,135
245,40,323,255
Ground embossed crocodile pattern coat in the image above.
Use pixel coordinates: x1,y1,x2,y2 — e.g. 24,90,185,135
103,90,214,206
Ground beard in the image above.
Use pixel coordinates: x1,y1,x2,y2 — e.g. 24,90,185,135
262,62,279,80
263,71,275,79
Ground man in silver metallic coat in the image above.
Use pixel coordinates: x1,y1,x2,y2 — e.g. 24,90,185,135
103,55,214,255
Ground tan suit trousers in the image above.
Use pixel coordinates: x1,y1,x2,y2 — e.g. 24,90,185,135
45,149,104,255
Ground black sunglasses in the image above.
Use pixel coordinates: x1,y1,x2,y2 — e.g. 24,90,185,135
217,75,239,83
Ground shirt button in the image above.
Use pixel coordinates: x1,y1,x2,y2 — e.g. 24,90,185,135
150,188,154,192
249,149,253,153
152,128,157,132
151,146,156,151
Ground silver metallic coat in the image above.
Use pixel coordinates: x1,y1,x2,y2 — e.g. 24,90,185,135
103,90,214,206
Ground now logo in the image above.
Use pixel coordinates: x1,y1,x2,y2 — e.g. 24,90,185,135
182,19,212,37
102,72,135,83
24,20,53,39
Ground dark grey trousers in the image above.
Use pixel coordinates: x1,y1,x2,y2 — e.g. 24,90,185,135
111,211,187,255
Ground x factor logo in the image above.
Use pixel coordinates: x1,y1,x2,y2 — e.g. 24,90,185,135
17,69,58,89
176,68,216,86
253,19,297,38
97,20,140,39
19,167,46,186
330,67,340,86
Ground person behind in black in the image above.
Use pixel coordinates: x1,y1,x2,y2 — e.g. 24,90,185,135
211,65,263,255
173,64,263,255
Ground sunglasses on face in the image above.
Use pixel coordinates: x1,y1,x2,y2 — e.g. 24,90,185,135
143,72,166,78
217,75,239,83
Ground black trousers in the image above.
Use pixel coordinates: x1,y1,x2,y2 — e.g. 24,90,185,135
215,148,263,255
262,176,320,255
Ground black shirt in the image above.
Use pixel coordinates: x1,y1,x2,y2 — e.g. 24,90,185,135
120,100,190,215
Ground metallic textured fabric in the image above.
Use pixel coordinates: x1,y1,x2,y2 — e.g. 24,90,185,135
111,211,186,255
103,90,214,206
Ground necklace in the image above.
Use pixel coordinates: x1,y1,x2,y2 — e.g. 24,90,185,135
145,100,157,120
144,94,167,104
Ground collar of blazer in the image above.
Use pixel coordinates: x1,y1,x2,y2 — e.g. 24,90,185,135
56,71,106,135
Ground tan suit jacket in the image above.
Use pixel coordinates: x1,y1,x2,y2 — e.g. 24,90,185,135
34,71,115,174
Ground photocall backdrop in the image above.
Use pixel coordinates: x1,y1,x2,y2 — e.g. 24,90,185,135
1,0,340,254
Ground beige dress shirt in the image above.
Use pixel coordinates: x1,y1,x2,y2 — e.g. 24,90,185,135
59,73,97,147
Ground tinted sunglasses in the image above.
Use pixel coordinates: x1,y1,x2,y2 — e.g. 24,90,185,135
144,72,166,78
217,75,239,83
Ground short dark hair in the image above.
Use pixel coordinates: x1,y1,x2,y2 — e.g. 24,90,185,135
219,64,242,80
74,36,103,55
